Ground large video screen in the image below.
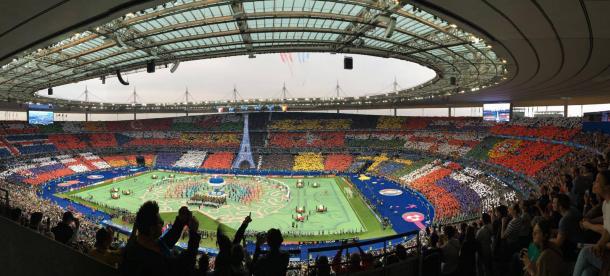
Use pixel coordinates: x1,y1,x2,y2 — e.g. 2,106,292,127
28,110,54,125
28,103,54,125
483,103,510,122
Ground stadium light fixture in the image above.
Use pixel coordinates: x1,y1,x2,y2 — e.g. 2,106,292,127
170,61,180,73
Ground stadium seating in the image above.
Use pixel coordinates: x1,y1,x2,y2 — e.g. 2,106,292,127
293,152,324,171
201,152,234,169
88,133,117,148
268,119,351,131
173,151,207,168
48,134,88,150
155,152,182,167
260,154,294,170
323,154,353,172
268,132,345,148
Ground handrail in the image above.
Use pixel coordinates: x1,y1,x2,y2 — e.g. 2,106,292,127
307,230,419,253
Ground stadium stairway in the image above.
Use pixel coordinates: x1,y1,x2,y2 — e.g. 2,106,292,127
0,215,117,276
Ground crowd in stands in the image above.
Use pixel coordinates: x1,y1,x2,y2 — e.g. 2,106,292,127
323,154,353,172
174,151,208,168
2,114,610,275
293,152,324,171
260,154,294,171
268,132,345,149
202,152,235,169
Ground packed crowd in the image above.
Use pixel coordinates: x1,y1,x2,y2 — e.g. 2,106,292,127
2,114,610,275
201,152,235,170
292,152,324,171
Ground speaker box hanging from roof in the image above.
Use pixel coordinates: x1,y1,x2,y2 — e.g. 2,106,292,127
344,57,353,70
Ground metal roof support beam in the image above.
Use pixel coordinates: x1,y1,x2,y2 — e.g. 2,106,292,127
231,1,253,52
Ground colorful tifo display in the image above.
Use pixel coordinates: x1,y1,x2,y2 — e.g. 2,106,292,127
2,113,602,255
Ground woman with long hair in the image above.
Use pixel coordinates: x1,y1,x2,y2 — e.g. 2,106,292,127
520,219,565,276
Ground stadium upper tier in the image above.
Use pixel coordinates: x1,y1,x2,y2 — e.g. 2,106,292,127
0,0,505,112
0,113,602,189
1,112,607,231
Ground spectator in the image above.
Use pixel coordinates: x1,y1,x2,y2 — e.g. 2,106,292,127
493,205,509,259
501,203,523,255
572,166,593,210
28,211,43,231
52,211,79,244
120,203,200,276
520,219,566,276
476,213,493,276
395,244,408,261
574,170,610,276
423,231,442,276
195,253,210,276
440,225,460,276
458,226,477,276
89,227,121,268
230,243,249,276
10,207,22,222
309,256,330,276
551,193,582,260
332,241,364,274
214,215,251,275
252,228,289,276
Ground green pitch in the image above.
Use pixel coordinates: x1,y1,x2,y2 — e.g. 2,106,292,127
60,170,394,243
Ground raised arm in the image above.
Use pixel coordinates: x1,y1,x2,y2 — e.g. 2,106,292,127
233,215,252,245
161,207,190,248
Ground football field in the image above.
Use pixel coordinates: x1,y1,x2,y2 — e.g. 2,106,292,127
61,170,394,241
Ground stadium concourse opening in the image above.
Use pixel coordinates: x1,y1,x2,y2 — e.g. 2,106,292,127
2,0,610,276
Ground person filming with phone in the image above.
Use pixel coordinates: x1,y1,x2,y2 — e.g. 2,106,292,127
520,219,565,276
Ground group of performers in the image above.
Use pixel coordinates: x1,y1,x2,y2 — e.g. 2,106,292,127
225,182,262,204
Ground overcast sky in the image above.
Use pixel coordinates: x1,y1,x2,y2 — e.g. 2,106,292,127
36,53,436,104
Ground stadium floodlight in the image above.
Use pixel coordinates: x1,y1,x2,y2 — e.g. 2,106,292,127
170,61,180,73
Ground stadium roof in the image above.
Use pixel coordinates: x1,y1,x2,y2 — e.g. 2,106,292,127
0,0,503,113
0,0,609,113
